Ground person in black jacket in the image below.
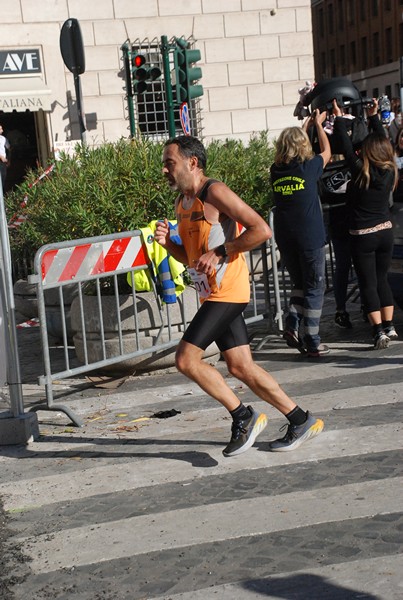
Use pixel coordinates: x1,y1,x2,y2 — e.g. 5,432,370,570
392,127,403,203
333,99,398,349
320,158,354,329
270,109,331,357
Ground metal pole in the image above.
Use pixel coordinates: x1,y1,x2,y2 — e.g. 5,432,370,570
161,35,176,138
0,180,24,415
74,73,87,145
122,43,136,137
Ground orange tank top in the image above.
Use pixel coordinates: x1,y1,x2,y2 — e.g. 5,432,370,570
176,179,250,303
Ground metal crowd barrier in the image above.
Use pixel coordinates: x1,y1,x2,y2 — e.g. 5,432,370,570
28,229,284,426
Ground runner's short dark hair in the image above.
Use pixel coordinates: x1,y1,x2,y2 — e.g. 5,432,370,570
165,135,207,171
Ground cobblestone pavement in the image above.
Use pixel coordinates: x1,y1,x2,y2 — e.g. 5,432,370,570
0,296,403,599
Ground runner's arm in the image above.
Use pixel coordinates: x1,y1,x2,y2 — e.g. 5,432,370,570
154,218,189,265
189,183,271,276
205,182,272,256
312,109,331,167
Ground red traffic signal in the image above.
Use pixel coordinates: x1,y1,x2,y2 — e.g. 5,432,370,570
133,54,146,69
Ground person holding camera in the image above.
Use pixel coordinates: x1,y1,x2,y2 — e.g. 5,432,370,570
333,99,398,349
320,155,354,329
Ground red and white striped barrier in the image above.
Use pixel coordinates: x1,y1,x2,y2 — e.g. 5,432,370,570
8,164,55,230
40,234,148,287
16,318,40,329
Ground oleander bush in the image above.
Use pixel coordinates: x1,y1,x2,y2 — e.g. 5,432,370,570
6,132,275,273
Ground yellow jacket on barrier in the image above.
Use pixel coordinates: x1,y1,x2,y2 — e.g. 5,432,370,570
128,220,186,303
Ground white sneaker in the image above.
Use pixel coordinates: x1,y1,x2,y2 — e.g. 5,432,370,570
384,325,398,339
373,331,390,349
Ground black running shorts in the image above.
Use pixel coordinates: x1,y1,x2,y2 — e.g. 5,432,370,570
182,301,249,352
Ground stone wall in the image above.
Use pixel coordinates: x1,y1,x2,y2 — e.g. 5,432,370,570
0,1,313,145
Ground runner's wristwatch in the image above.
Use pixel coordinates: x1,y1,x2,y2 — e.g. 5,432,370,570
214,244,228,258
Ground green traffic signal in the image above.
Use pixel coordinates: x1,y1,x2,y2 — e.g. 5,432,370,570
184,49,203,100
173,39,203,104
131,53,162,95
173,46,187,102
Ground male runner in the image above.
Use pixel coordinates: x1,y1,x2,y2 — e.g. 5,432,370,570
154,136,324,456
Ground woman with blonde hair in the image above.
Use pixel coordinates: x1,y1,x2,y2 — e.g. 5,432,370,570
270,109,331,357
333,98,398,349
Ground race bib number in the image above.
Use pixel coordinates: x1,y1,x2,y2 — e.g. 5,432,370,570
187,268,212,299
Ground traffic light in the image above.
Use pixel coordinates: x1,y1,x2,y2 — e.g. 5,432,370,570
173,38,203,104
131,52,162,95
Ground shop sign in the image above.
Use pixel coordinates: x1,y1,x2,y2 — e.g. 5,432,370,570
0,97,47,111
0,49,42,75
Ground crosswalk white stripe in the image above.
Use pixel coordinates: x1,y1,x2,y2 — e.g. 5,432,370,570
151,554,403,600
21,477,403,574
89,380,403,412
2,422,402,510
42,346,403,414
248,357,403,385
103,357,403,403
5,344,399,423
6,376,398,424
0,382,399,459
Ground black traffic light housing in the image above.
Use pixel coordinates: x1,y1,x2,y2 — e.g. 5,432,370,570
131,52,162,95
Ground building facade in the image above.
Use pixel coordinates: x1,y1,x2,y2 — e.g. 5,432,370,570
312,0,403,100
0,0,313,191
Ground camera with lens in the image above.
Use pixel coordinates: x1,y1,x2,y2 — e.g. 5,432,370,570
362,97,375,108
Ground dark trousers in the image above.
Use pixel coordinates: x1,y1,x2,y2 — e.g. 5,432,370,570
0,162,6,192
331,236,353,311
351,228,394,313
279,244,326,351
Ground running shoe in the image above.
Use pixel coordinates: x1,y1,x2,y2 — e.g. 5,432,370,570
222,406,268,457
306,343,330,357
335,311,353,329
384,324,398,339
373,331,390,349
268,412,324,452
282,329,306,354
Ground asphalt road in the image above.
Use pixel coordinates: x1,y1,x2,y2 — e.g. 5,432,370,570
0,299,402,599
